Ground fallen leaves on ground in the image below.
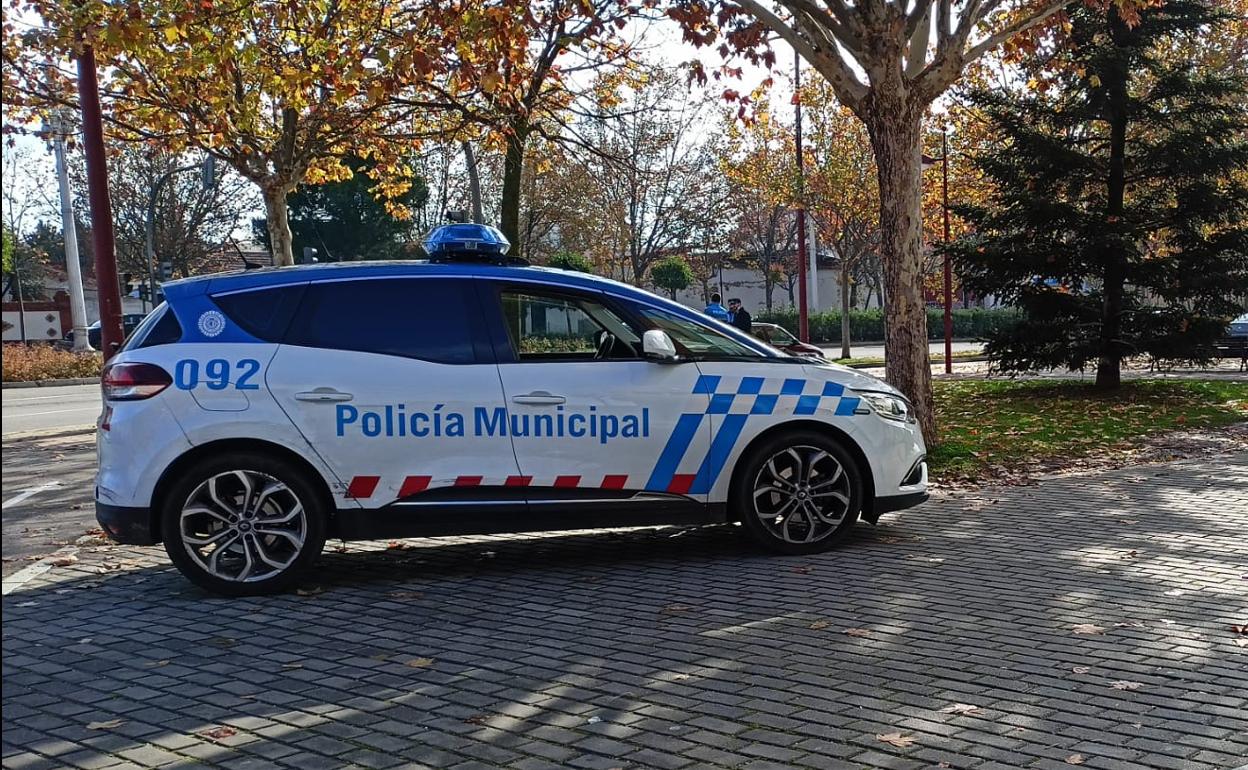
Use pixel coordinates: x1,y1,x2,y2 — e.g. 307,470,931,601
47,554,78,567
86,719,124,730
147,660,170,668
939,703,980,715
661,603,694,614
405,657,434,668
1109,680,1144,690
386,590,424,600
1071,666,1090,674
200,726,237,740
809,620,830,630
1066,754,1085,765
876,732,916,748
295,586,325,597
844,628,872,637
1071,624,1106,635
386,541,415,550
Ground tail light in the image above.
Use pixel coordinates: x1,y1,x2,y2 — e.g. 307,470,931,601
102,362,172,401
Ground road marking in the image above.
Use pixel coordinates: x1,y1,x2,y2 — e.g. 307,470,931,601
2,482,63,510
6,394,91,403
2,546,79,595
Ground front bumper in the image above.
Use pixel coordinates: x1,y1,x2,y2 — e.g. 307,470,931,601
96,499,158,545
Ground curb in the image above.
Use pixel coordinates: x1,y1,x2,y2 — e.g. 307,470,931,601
3,425,96,441
2,377,99,389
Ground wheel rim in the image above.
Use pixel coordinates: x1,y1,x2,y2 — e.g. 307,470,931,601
180,470,307,583
752,445,851,544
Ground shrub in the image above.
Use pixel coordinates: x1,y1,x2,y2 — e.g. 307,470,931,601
2,344,103,382
754,307,1021,343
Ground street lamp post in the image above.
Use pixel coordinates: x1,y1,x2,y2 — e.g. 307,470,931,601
922,126,954,375
793,51,810,343
42,110,92,352
145,157,216,308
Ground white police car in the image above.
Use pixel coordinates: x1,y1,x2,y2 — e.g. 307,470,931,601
96,225,927,595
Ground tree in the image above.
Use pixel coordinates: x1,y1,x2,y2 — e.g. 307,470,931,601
671,0,1081,439
652,256,695,299
66,147,255,280
1,226,14,274
254,158,428,262
950,0,1248,387
3,0,527,266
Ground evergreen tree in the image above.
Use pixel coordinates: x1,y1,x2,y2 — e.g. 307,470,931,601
253,158,428,262
949,0,1248,388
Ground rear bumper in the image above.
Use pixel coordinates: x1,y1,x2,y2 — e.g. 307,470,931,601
862,490,929,524
96,499,158,545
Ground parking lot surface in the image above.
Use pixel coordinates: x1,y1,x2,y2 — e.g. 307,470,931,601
3,453,1246,770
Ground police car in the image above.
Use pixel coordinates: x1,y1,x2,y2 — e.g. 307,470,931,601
96,225,928,595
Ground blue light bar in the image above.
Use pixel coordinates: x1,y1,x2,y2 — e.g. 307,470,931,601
424,223,511,261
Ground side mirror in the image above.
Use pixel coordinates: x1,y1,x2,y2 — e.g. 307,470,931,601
642,329,679,362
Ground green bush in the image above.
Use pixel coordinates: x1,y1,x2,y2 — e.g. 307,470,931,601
754,307,1021,343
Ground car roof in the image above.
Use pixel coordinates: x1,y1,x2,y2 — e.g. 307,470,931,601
163,260,633,299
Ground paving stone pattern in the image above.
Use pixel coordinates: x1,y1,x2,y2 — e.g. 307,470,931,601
4,454,1247,770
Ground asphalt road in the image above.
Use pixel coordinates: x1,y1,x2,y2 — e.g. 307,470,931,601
818,340,983,359
1,429,99,574
2,383,102,436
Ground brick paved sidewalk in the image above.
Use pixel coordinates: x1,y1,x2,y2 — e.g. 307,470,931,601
4,454,1246,770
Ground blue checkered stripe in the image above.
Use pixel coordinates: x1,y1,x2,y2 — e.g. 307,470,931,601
645,375,861,496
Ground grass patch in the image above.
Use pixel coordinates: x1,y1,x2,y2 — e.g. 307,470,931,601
929,379,1248,480
2,344,103,382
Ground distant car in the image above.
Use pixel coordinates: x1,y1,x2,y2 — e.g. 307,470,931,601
1216,312,1248,361
751,322,826,359
65,314,146,350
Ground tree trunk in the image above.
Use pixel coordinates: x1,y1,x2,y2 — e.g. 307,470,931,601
462,141,485,224
864,104,936,442
262,186,294,266
840,259,852,359
1097,9,1130,391
500,124,527,256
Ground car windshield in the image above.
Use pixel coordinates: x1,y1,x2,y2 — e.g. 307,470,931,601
768,325,799,345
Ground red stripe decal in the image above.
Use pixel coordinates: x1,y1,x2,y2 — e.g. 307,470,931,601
553,475,581,488
667,474,696,495
455,475,483,487
346,476,380,499
505,475,533,487
398,475,431,498
601,475,628,490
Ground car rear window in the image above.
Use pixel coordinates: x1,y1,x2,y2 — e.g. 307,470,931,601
285,278,484,364
211,284,307,342
120,304,182,350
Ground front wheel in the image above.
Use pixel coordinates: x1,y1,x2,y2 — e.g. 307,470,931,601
161,452,327,596
733,431,863,555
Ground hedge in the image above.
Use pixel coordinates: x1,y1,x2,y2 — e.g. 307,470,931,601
2,344,103,382
754,307,1021,343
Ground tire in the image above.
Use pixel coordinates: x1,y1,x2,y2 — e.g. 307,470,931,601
732,430,863,555
161,451,328,596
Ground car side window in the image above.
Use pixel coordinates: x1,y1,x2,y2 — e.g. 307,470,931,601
286,278,482,364
212,284,307,342
637,306,764,359
501,290,641,361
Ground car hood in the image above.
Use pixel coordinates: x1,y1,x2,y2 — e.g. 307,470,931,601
801,361,906,400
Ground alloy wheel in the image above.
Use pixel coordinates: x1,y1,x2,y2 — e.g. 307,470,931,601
751,445,852,544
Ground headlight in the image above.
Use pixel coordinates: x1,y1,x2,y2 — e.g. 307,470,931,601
858,391,911,422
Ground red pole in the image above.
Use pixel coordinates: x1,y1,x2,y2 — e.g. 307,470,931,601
794,51,809,343
941,125,952,374
76,43,124,360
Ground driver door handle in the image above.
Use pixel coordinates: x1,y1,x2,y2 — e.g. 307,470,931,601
295,388,354,403
512,391,566,406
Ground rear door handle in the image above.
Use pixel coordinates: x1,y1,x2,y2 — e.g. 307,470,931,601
295,388,354,403
512,391,566,406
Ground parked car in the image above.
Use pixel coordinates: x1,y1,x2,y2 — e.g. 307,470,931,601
95,227,928,595
65,314,147,350
751,322,827,359
1216,312,1248,364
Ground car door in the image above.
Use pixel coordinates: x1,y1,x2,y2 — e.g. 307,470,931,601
482,282,713,512
266,276,521,509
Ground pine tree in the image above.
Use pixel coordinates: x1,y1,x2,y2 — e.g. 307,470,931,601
949,0,1248,388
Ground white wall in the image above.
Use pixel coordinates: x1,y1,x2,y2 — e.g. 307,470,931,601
665,265,881,316
2,310,63,343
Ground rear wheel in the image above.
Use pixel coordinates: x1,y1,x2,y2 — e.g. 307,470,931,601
161,452,327,596
734,430,863,554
